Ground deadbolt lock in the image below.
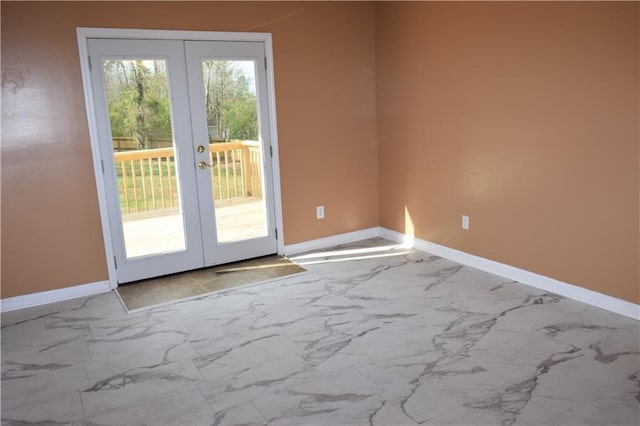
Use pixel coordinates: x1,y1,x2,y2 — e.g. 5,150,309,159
196,145,206,153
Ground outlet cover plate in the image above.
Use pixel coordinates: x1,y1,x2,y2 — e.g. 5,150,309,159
462,215,469,230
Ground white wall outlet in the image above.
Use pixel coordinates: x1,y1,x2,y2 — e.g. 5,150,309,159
462,215,470,230
316,205,325,219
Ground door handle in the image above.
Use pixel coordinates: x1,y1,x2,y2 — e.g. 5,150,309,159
198,161,213,169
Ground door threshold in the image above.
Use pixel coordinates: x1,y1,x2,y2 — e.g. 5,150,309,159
116,255,306,311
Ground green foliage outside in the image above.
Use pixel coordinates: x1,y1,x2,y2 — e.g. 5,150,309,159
103,60,172,149
103,59,259,212
203,61,258,141
103,59,259,149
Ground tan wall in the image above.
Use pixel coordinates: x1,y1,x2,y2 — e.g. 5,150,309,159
3,1,639,306
375,2,640,304
1,1,379,298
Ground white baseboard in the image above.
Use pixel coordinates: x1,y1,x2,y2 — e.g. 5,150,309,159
283,227,380,256
3,228,637,321
1,280,112,313
380,227,639,321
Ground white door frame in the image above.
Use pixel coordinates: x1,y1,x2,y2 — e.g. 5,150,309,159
76,27,285,290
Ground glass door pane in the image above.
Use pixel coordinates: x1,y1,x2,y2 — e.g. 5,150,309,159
101,59,187,258
200,60,268,243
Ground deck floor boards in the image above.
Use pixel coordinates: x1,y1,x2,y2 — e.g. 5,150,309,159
122,198,266,258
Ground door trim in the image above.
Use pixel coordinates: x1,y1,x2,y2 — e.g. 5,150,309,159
76,27,285,290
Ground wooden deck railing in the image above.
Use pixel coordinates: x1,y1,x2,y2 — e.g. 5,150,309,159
114,141,263,214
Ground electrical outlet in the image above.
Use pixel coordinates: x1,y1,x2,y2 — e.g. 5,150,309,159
316,205,325,219
462,215,470,230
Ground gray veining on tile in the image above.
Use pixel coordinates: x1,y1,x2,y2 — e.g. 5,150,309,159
2,237,639,425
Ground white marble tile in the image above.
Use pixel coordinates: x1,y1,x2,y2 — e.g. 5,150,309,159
251,369,383,425
197,376,273,413
1,304,60,327
45,293,128,326
332,327,424,365
0,391,86,424
290,322,392,373
82,340,200,380
2,322,92,365
550,374,640,426
87,308,198,366
209,402,268,426
467,332,574,382
584,324,640,376
1,317,48,346
196,350,308,386
86,384,215,426
295,245,428,286
536,319,626,349
426,401,556,426
1,373,89,411
376,308,465,345
80,359,204,417
257,275,335,308
194,333,302,369
357,351,445,399
366,399,419,426
1,238,637,426
192,331,312,409
404,359,510,423
2,358,88,381
489,349,632,416
174,287,266,320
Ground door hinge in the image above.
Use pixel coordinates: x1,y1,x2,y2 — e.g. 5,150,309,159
88,56,92,72
113,256,118,269
101,159,105,174
269,145,273,157
275,228,278,240
264,57,267,70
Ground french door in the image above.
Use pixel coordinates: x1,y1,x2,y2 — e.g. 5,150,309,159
87,38,278,283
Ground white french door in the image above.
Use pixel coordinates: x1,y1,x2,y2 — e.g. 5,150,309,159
87,37,278,283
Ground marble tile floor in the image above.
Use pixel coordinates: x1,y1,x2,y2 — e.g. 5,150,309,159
1,238,638,426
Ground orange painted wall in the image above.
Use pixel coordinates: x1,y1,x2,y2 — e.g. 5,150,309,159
2,1,639,306
375,2,640,304
1,1,379,298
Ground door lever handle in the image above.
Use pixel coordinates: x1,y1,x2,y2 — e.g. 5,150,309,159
198,161,213,169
